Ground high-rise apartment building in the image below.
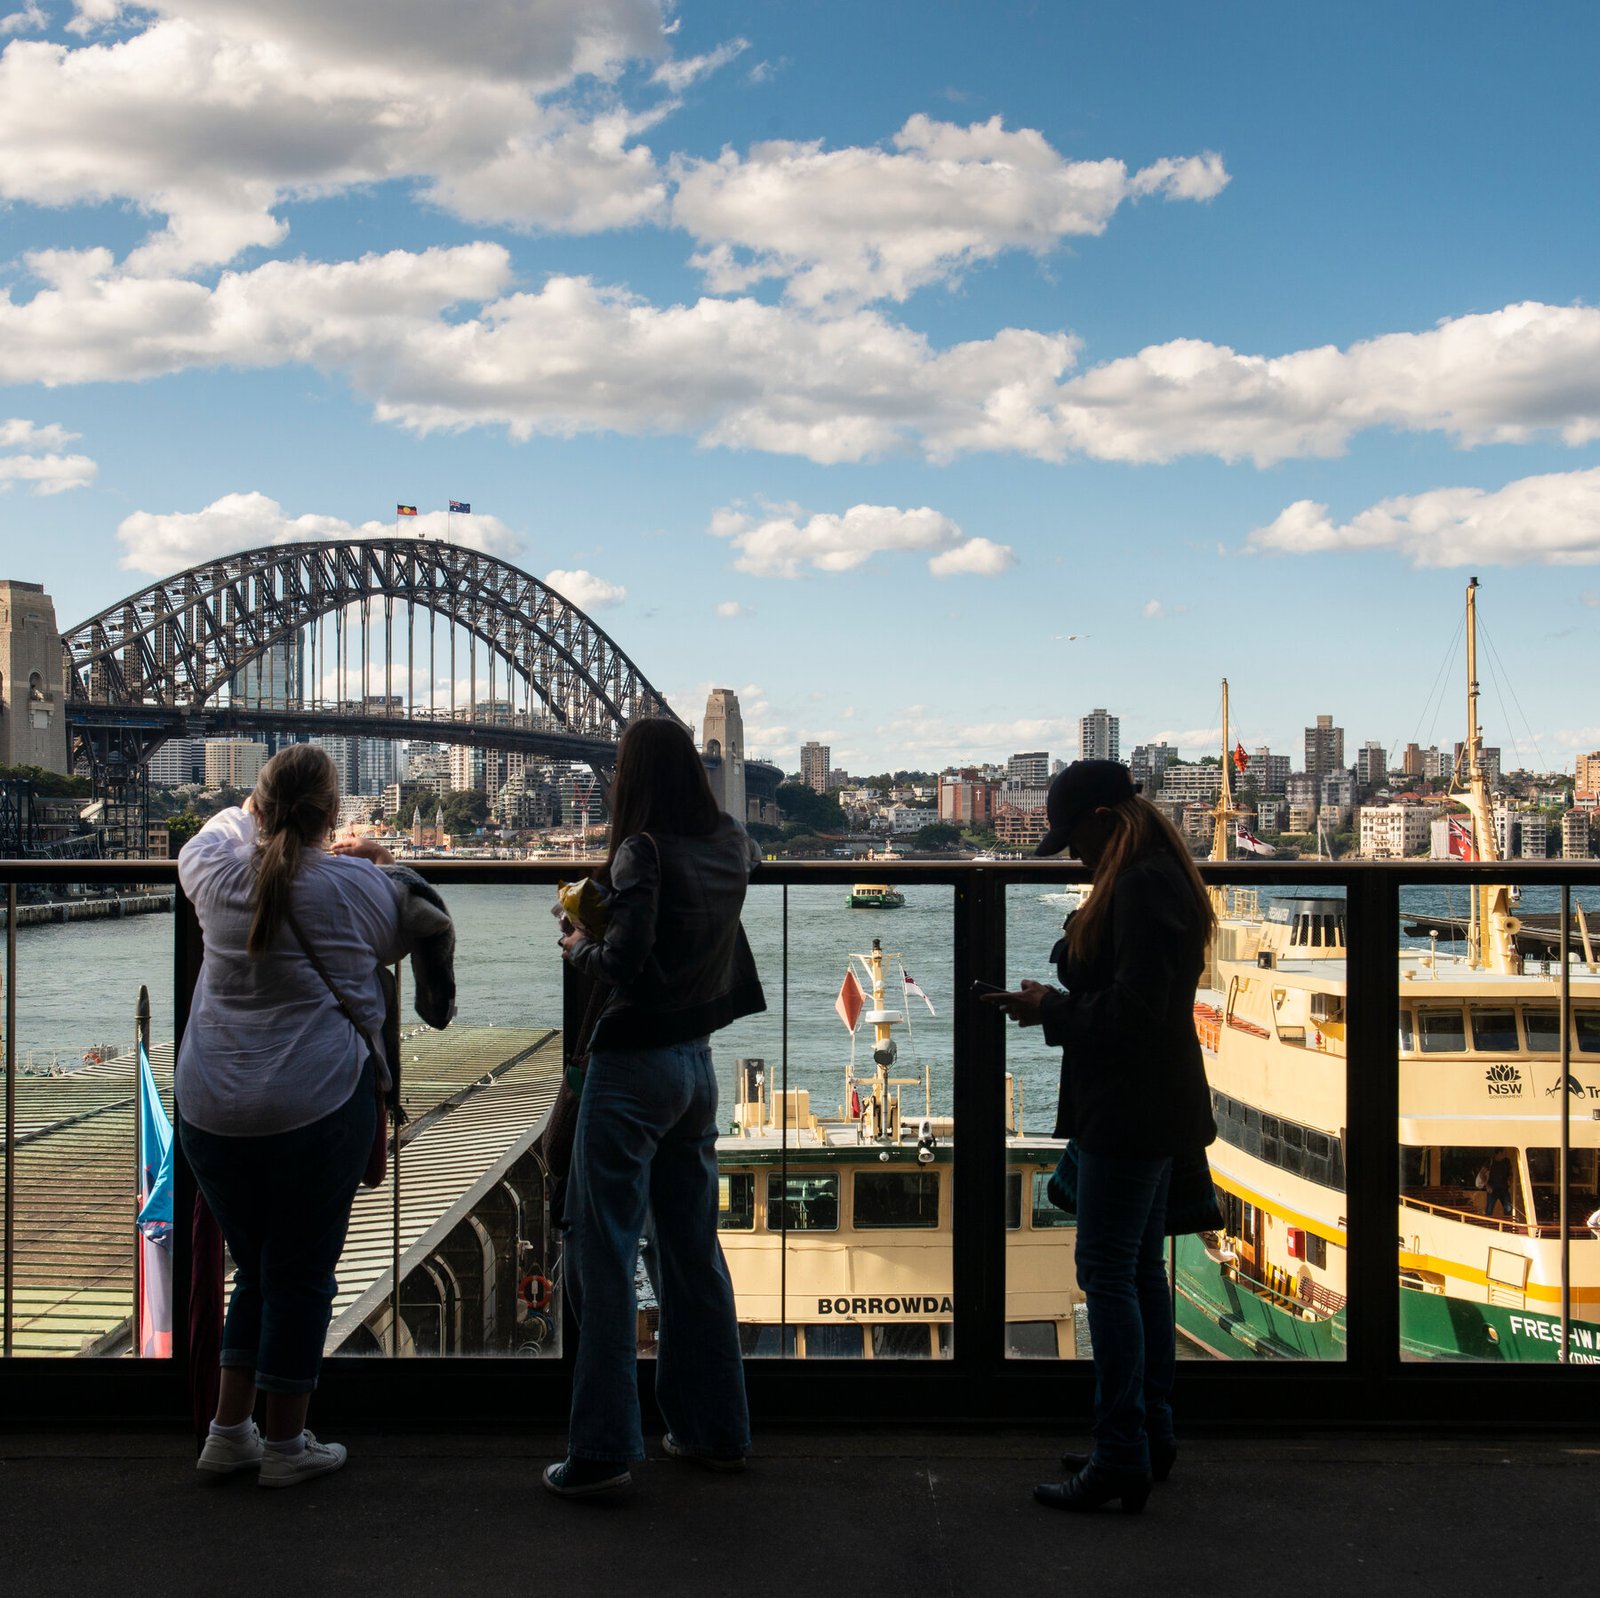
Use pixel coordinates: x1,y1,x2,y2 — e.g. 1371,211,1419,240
800,741,831,794
204,739,267,790
1129,742,1175,793
1079,708,1120,763
1248,748,1291,796
147,736,206,787
1304,714,1345,789
1007,750,1049,786
1576,752,1600,797
1355,741,1388,789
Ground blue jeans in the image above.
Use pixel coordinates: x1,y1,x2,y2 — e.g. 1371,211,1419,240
566,1038,750,1464
1073,1148,1174,1474
179,1056,375,1393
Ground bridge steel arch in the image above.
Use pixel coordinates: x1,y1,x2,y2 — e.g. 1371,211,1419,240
63,538,679,789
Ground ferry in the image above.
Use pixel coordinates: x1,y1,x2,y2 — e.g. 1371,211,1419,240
1177,591,1600,1364
708,938,1078,1358
847,883,905,908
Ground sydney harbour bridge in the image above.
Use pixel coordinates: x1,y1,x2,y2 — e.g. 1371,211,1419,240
59,537,780,846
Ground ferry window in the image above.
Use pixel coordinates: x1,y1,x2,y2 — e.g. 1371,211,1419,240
1526,1149,1600,1228
872,1324,935,1359
738,1323,797,1357
1417,1008,1467,1053
1399,1008,1414,1052
1523,1008,1562,1052
935,1325,953,1358
1576,1011,1600,1054
1279,1120,1304,1177
1470,1008,1518,1053
854,1171,939,1229
805,1323,864,1358
1261,1115,1281,1165
1242,1105,1261,1158
1031,1171,1074,1228
1306,1233,1328,1270
718,1172,755,1231
766,1173,839,1231
1005,1172,1023,1230
1306,1130,1331,1162
1006,1321,1059,1359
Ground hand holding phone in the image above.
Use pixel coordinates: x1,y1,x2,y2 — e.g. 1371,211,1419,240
971,979,1006,997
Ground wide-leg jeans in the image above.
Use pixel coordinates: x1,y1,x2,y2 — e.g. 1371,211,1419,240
1073,1148,1174,1474
566,1037,750,1464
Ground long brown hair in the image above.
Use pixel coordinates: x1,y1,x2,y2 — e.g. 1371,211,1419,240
1065,794,1215,958
247,743,339,958
602,717,719,878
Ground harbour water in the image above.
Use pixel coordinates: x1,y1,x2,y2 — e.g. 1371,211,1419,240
13,875,1600,1103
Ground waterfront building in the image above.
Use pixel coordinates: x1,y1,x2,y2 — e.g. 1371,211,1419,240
1455,741,1502,789
1304,714,1345,790
1006,750,1049,787
336,793,381,829
1563,808,1593,859
1320,770,1356,822
1157,762,1222,804
381,782,403,818
1249,748,1292,796
0,580,68,773
1129,741,1175,793
885,804,932,834
1078,708,1120,763
993,804,1047,849
1001,783,1049,814
449,742,483,792
147,736,206,788
312,733,361,795
702,688,747,821
1355,741,1389,790
937,772,997,826
203,738,266,790
228,637,302,713
1576,752,1600,800
1494,802,1549,859
1359,802,1440,858
800,741,830,794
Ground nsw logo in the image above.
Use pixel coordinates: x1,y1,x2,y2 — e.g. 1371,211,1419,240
1485,1061,1523,1097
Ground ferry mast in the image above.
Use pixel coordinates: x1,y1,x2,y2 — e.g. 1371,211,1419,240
1210,676,1233,863
1459,576,1520,973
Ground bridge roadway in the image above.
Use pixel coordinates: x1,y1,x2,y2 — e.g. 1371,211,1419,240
4,1426,1593,1594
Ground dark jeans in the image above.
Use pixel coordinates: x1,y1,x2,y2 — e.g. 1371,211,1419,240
566,1038,750,1464
1073,1148,1175,1474
179,1056,375,1394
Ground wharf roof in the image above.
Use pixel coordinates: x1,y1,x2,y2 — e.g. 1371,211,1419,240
2,1025,562,1359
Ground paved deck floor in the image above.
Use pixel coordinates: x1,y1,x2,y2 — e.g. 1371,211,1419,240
5,1426,1597,1597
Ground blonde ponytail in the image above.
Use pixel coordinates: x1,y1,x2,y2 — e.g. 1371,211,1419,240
246,745,340,958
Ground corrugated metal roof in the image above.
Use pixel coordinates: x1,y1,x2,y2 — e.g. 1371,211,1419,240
1,1028,561,1358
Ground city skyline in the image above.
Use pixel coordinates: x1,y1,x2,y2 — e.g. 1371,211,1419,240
5,4,1600,771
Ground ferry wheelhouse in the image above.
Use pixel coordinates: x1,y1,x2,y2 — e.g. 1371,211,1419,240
713,939,1078,1358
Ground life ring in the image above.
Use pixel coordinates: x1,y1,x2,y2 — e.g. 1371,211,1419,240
519,1272,552,1312
82,1050,101,1065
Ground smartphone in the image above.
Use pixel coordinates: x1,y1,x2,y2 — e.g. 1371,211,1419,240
971,979,1007,996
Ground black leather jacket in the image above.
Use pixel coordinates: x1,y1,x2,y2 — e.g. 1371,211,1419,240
1039,850,1216,1158
567,815,766,1050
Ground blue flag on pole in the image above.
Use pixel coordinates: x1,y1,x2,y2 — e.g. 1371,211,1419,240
136,1042,174,1357
449,500,470,514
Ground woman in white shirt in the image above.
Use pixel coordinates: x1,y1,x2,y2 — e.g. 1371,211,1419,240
177,744,404,1489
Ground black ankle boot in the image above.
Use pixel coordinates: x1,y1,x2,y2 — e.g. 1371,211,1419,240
1034,1464,1153,1514
1059,1439,1176,1482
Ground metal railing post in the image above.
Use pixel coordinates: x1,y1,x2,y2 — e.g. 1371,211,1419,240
1344,867,1401,1387
951,866,1007,1367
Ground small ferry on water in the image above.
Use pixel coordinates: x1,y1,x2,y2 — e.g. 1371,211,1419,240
846,883,905,908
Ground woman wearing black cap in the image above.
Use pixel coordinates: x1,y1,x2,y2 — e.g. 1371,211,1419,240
983,758,1216,1514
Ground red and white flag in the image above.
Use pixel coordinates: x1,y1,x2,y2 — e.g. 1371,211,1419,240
1447,818,1477,860
835,968,866,1032
1233,742,1249,774
1235,823,1277,857
903,969,935,1016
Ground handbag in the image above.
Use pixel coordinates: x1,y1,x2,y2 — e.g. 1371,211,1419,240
1164,1147,1225,1236
284,907,401,1189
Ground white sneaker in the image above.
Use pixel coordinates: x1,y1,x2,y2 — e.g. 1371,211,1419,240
257,1431,348,1489
197,1422,264,1479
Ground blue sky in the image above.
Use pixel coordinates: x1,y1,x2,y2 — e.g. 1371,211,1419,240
4,1,1600,774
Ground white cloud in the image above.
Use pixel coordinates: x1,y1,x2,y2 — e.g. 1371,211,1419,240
650,36,746,93
543,567,626,610
0,2,675,271
711,501,1012,578
673,115,1230,308
0,416,96,493
115,490,523,572
1143,599,1166,618
714,600,751,617
928,535,1015,577
0,2,46,34
1247,467,1600,567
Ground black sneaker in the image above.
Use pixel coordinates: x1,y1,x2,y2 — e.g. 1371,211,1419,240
542,1456,632,1497
662,1434,746,1473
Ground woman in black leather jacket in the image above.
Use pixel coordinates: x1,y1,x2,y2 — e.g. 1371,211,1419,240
986,760,1215,1515
544,717,765,1497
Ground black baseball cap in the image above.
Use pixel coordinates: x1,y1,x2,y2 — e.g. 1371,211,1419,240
1035,759,1139,857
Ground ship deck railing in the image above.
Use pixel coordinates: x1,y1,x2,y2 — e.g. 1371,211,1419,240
6,854,1600,1429
1401,1189,1598,1242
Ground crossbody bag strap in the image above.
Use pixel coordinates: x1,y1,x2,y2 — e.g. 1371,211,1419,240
283,905,388,1093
